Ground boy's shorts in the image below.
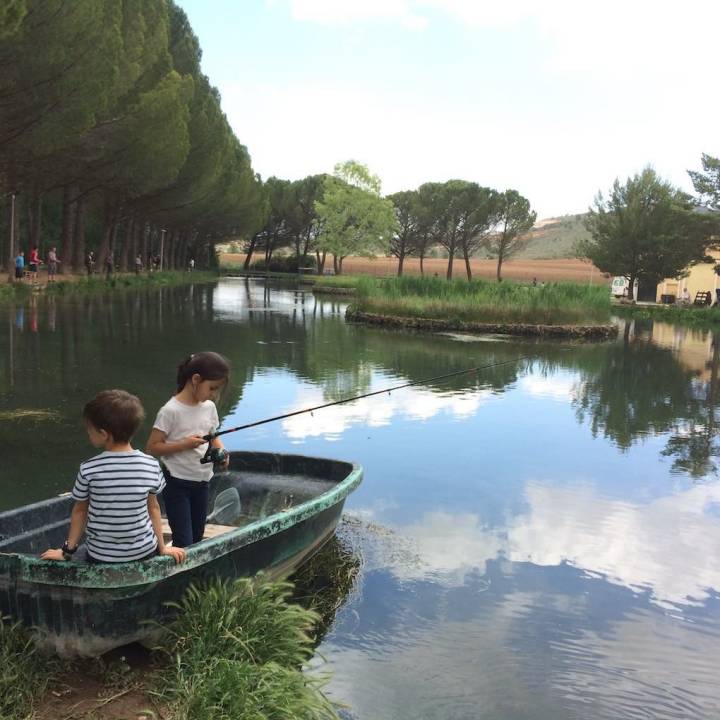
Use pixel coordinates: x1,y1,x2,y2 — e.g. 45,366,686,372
14,267,23,279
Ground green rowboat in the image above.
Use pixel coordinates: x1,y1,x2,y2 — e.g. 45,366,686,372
0,451,362,656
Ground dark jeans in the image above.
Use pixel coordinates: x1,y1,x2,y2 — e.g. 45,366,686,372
162,475,209,548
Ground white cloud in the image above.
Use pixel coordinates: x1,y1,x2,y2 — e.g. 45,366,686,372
381,480,720,609
250,0,720,217
287,0,427,28
281,384,488,439
517,374,577,401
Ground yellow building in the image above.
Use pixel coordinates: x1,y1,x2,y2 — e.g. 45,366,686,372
656,250,720,304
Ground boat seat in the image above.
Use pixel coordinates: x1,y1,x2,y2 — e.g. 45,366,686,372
160,518,234,545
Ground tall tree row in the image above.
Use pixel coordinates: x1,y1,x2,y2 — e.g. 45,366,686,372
245,168,535,280
0,0,262,274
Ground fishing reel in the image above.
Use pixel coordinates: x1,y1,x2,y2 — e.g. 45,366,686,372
200,445,228,465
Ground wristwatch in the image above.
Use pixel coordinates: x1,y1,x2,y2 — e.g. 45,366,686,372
61,540,78,561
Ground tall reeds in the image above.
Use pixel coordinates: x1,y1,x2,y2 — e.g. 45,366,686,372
0,618,56,720
351,276,612,325
154,578,339,720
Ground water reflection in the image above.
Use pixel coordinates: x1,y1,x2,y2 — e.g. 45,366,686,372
3,280,720,718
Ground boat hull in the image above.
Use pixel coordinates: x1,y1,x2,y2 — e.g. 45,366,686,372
0,452,362,656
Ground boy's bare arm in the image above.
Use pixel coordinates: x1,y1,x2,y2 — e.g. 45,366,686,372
40,500,88,561
146,428,206,456
147,495,185,563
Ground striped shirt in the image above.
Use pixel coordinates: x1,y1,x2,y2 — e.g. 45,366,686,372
72,450,165,563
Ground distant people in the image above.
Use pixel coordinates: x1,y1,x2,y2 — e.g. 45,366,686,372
105,253,114,281
14,250,25,282
681,287,691,305
47,246,59,282
188,257,195,272
86,250,96,276
29,246,41,284
153,255,161,273
134,253,143,275
532,277,538,287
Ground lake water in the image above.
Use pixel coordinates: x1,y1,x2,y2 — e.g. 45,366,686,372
1,279,719,719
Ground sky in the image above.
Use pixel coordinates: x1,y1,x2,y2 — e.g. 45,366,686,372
177,0,720,219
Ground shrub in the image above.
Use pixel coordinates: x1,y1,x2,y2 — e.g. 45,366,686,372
251,256,317,274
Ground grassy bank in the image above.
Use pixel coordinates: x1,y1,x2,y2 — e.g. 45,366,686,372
0,271,217,304
2,578,338,720
614,303,720,328
349,276,612,326
0,619,57,720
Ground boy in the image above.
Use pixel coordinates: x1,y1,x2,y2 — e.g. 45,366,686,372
14,250,24,281
41,390,186,564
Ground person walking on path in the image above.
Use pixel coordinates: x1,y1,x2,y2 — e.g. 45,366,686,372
134,253,143,275
86,250,95,276
47,246,60,282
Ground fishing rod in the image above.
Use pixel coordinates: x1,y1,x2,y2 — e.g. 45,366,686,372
200,351,545,463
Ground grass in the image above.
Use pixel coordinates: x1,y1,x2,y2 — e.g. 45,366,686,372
0,271,217,304
0,618,57,720
153,578,339,720
2,578,340,720
44,271,217,296
614,302,720,328
349,275,612,326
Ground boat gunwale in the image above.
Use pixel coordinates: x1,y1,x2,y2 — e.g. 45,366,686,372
0,456,363,590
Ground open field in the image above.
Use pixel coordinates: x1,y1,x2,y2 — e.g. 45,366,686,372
221,254,605,285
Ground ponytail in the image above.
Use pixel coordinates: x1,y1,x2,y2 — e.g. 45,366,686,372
176,351,230,393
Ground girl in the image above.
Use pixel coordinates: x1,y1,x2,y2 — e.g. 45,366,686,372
29,246,41,284
146,352,231,548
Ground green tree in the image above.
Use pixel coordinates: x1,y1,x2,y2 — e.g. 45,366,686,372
688,153,720,210
580,167,718,294
388,190,420,276
315,161,397,275
486,189,536,282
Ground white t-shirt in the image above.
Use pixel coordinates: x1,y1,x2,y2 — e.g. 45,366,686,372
152,396,219,481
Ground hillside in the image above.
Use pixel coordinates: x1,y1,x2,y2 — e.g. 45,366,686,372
513,213,590,259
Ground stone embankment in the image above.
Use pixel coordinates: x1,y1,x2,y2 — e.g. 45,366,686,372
346,308,618,340
310,285,357,295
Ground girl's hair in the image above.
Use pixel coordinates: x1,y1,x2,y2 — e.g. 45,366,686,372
176,351,230,393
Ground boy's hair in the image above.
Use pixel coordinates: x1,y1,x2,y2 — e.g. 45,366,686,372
176,351,230,393
83,389,145,442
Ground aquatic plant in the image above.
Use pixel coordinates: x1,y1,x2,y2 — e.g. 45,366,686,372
0,618,56,720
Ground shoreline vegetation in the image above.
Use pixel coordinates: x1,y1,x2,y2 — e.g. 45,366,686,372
346,276,617,338
225,269,720,332
4,578,339,720
0,270,218,303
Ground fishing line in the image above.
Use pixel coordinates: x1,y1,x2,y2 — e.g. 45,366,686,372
204,350,561,444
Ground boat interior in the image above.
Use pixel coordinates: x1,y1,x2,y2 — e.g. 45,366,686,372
0,453,350,559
